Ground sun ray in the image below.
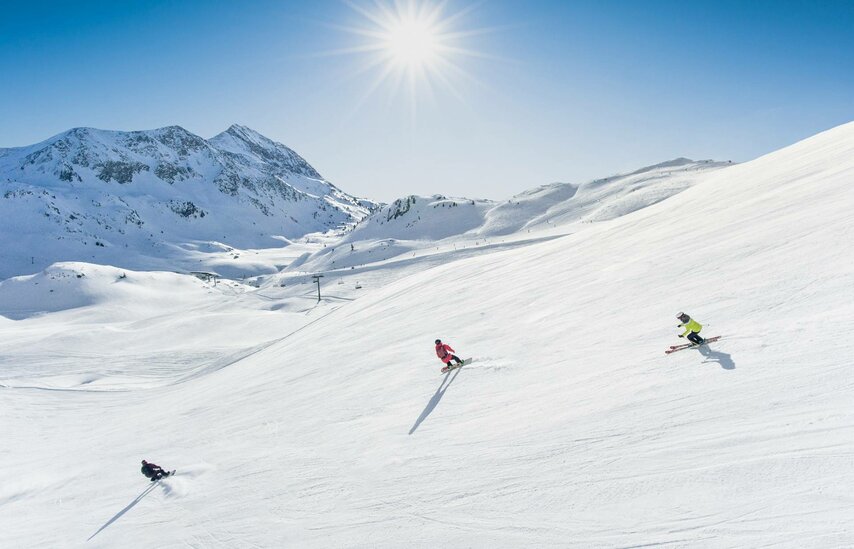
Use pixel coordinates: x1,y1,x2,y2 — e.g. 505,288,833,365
435,44,516,64
322,0,494,127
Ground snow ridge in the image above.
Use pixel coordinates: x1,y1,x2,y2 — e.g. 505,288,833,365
282,159,732,274
0,126,378,279
346,159,730,241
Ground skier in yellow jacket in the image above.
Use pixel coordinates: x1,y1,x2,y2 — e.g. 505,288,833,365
677,312,705,345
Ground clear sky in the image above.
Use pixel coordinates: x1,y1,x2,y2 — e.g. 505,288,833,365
2,0,853,201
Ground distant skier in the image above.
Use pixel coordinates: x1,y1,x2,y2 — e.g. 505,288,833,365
140,460,171,481
435,339,464,370
676,312,705,345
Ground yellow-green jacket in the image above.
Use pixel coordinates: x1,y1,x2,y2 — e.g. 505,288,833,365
679,318,702,336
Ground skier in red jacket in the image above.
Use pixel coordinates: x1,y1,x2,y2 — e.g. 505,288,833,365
435,339,464,370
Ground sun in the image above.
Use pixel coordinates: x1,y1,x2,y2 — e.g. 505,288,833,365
329,0,490,119
350,0,453,77
384,17,441,68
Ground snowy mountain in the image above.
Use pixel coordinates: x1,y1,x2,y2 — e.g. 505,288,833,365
0,125,376,279
481,157,731,231
1,122,853,547
351,158,730,240
286,158,731,274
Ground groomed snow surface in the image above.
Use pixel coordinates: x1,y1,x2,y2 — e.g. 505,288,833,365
2,123,854,547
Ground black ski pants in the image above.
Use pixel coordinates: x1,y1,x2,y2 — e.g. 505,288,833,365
686,332,705,345
144,469,167,481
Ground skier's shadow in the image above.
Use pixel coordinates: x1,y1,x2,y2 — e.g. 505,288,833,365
87,481,160,541
409,367,464,435
698,346,736,370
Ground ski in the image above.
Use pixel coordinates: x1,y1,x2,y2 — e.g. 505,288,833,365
153,470,175,481
665,336,721,354
441,358,472,374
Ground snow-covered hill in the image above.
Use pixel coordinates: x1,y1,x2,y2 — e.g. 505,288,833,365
0,125,376,279
288,158,730,273
2,122,853,547
481,157,730,231
348,158,728,241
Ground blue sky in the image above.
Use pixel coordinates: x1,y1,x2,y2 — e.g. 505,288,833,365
1,0,853,201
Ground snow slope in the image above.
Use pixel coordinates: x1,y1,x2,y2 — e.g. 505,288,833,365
0,125,375,279
289,158,730,273
0,263,309,391
479,157,730,233
2,123,854,547
348,159,728,242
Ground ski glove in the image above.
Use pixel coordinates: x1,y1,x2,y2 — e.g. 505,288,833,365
678,334,684,338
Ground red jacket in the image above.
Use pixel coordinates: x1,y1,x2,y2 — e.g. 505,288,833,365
435,343,455,364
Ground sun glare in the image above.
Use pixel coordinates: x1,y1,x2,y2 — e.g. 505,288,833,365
385,18,440,68
330,0,491,121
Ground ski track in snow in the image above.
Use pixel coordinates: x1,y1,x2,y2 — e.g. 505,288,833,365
2,123,854,547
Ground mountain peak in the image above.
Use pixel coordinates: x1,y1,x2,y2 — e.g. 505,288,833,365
0,124,374,279
210,125,322,179
220,124,271,144
226,123,253,134
152,124,195,136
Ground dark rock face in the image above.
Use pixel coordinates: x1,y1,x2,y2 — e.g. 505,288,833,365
97,161,150,184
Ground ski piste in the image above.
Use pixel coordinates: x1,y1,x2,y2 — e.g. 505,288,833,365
441,358,472,374
665,336,722,354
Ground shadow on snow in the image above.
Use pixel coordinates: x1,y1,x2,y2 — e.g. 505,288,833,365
409,367,464,435
698,346,736,370
87,481,160,541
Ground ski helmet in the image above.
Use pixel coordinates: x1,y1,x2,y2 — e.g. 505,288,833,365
141,460,147,464
677,312,690,322
435,339,442,345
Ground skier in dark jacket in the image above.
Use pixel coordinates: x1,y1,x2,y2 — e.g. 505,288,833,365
141,460,170,481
